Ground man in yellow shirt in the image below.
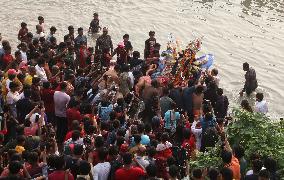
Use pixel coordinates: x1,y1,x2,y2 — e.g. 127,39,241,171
24,66,36,86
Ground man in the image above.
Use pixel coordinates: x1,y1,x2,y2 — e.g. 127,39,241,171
95,27,113,53
74,27,87,50
54,82,71,143
123,34,133,55
215,88,229,119
64,25,75,44
33,24,45,40
18,42,28,63
46,26,57,42
144,31,156,59
244,159,263,180
35,58,48,82
16,89,33,124
18,22,29,42
115,152,146,180
160,87,174,118
93,147,111,180
41,81,55,125
37,16,45,32
89,13,101,34
182,79,196,120
240,62,258,96
222,150,241,180
48,155,74,180
255,92,268,114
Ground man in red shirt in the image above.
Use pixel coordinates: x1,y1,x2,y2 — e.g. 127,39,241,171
115,152,146,180
66,99,82,130
1,45,13,70
40,81,55,125
48,155,74,180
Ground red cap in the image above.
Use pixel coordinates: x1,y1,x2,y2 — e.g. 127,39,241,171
7,69,17,75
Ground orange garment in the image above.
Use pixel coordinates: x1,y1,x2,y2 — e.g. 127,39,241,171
225,156,241,180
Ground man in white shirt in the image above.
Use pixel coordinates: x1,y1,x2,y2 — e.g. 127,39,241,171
93,148,111,180
35,58,48,82
46,26,57,42
54,82,70,143
19,42,28,63
255,92,268,114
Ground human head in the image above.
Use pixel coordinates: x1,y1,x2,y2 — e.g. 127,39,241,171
32,77,41,86
241,99,252,112
169,165,179,179
102,27,108,35
50,26,57,34
79,160,91,175
264,157,277,173
133,134,141,145
195,85,204,95
38,16,44,24
28,152,39,165
122,152,132,165
149,31,155,38
73,144,84,156
9,82,19,92
146,163,157,178
21,22,27,28
4,45,11,54
53,155,65,170
208,168,219,180
133,51,140,59
217,88,223,96
123,34,129,41
258,169,270,180
78,27,83,36
72,130,81,142
243,62,249,71
192,168,202,180
220,167,233,180
256,92,264,102
15,50,22,62
221,150,232,164
98,147,108,161
9,161,22,175
233,144,245,159
252,159,263,174
60,81,68,91
211,68,218,76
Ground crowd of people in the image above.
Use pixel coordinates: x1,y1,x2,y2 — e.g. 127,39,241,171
0,13,275,180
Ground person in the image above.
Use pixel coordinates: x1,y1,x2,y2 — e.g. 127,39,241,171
191,168,203,180
112,42,128,65
214,88,229,119
33,25,45,40
210,68,220,87
16,89,33,124
160,87,174,118
35,58,48,82
64,25,75,44
18,22,29,42
233,145,247,179
46,26,57,42
244,159,263,180
221,150,241,180
93,147,111,180
114,152,145,180
48,155,74,180
182,79,196,121
40,81,55,125
123,34,133,55
192,85,204,117
263,157,280,180
37,16,45,32
255,92,268,114
240,62,258,96
96,27,113,53
144,31,156,59
89,13,101,34
54,82,71,144
220,167,234,180
241,99,253,113
164,102,180,134
6,82,20,118
74,27,87,50
18,42,28,63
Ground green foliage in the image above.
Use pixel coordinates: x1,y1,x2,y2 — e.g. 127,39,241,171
189,142,223,169
189,108,284,175
227,109,284,170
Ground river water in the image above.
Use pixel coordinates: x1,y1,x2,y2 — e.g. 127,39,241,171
0,0,283,118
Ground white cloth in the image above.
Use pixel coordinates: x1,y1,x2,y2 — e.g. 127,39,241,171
255,100,268,114
191,121,202,150
20,50,27,63
25,113,46,126
93,162,111,180
156,141,172,151
6,91,20,105
33,32,45,40
6,79,12,92
128,72,134,88
35,64,48,82
54,91,70,117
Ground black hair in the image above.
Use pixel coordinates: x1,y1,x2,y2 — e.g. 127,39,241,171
73,144,84,156
195,85,204,94
9,82,18,90
208,168,219,180
133,134,141,144
123,34,129,39
146,163,157,177
221,167,233,180
53,155,65,170
233,144,245,159
122,152,132,165
28,152,39,164
79,160,91,175
259,169,270,179
95,136,104,148
113,120,120,129
149,31,155,36
217,88,223,96
98,147,108,161
256,92,264,101
108,146,119,157
169,165,179,178
133,51,140,58
252,159,263,173
9,161,22,174
72,130,81,141
42,81,51,89
38,16,44,20
192,168,202,179
264,157,277,172
221,150,232,164
60,82,68,90
21,22,27,28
